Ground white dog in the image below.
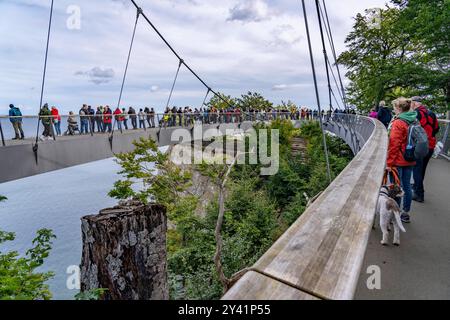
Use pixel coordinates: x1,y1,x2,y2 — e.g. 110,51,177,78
375,185,406,246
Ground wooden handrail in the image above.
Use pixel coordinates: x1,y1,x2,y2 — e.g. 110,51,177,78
223,117,388,300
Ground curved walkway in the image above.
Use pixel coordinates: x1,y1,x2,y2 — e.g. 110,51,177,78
355,158,450,300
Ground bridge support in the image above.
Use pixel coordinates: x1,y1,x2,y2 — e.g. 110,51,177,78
80,200,168,300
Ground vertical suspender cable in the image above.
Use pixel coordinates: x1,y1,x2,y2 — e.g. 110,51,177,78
165,59,183,111
110,7,141,149
315,0,333,114
301,0,332,183
33,0,54,163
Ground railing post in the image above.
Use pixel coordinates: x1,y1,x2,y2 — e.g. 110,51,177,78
442,122,450,157
0,119,5,146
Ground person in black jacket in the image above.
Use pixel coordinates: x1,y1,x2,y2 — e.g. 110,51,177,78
377,101,392,128
128,107,137,129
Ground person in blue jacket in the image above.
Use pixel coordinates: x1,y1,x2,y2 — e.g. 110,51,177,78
9,104,25,140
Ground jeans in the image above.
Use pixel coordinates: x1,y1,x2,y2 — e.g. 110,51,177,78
131,117,137,129
396,166,413,213
103,123,112,133
80,119,89,134
117,121,122,131
123,119,128,130
96,120,103,133
413,149,434,199
139,120,145,129
54,121,61,136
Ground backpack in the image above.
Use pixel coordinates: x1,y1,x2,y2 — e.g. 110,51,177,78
403,121,429,162
417,109,440,137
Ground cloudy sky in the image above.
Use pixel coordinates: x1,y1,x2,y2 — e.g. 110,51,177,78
0,0,389,115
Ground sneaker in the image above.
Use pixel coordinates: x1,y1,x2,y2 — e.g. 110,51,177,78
401,212,411,224
412,193,424,203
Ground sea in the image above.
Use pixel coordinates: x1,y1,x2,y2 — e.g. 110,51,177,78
0,158,124,300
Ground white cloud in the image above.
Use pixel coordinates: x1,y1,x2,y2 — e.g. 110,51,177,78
227,0,271,23
75,67,115,85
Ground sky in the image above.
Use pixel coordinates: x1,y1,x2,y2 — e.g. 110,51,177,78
0,0,389,115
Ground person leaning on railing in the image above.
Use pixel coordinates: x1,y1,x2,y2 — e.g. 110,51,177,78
8,104,25,140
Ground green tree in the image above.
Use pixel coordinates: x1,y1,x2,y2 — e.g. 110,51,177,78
338,6,413,111
339,1,450,112
393,0,450,112
206,93,237,110
236,92,273,111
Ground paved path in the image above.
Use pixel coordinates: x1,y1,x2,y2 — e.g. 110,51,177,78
355,158,450,300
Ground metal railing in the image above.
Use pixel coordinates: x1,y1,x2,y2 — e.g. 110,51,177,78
0,111,331,146
223,116,388,300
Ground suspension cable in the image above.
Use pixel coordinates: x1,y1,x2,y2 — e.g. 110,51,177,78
128,0,234,109
301,0,332,183
33,0,55,161
330,88,343,110
318,2,346,110
320,0,348,110
110,7,141,146
326,55,345,103
315,0,333,114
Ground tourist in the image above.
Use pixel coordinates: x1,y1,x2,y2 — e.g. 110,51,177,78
79,104,89,134
410,96,440,203
128,107,137,129
95,107,104,133
377,101,392,128
51,106,62,136
387,98,417,223
122,108,129,130
8,104,25,140
138,108,146,129
39,103,53,140
103,105,112,133
369,107,378,119
87,105,95,133
114,107,124,131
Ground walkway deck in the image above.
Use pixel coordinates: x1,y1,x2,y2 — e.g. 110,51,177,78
355,158,450,300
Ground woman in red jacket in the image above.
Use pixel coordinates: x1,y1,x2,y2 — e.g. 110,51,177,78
51,106,62,136
387,98,417,223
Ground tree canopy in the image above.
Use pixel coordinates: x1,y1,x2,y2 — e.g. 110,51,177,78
338,0,449,113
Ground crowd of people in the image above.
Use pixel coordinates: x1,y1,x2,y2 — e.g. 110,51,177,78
7,103,355,141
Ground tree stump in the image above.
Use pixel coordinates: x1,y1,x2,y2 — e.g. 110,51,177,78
80,200,168,300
